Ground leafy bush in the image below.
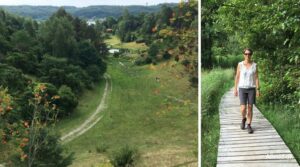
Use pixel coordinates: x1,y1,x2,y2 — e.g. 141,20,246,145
0,63,27,94
10,129,74,167
57,85,78,117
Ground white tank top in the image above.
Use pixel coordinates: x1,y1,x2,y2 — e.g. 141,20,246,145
238,61,257,88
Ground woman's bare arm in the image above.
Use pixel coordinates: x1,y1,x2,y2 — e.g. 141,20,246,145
255,65,260,96
234,64,240,96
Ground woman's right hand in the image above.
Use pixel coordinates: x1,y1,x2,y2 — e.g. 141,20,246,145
234,89,238,96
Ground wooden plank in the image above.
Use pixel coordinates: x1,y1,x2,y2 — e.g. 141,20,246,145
216,88,299,167
218,149,292,157
218,145,289,152
219,142,286,149
217,153,296,162
219,135,282,142
217,162,299,167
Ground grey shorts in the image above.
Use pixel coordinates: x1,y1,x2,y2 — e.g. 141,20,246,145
239,88,256,105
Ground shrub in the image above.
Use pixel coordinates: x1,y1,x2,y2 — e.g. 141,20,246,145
96,143,108,153
110,145,138,167
162,50,171,60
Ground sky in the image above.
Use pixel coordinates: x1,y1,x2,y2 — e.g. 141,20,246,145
0,0,181,7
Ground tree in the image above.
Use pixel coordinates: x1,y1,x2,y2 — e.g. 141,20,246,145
0,64,27,94
103,17,117,29
217,0,300,104
5,52,38,74
57,85,78,117
140,13,156,37
76,40,101,67
86,65,103,82
39,17,76,58
157,5,173,27
23,19,38,37
201,0,226,69
148,43,160,60
0,85,73,167
0,34,11,55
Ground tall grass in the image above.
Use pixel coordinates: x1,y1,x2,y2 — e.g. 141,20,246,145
201,68,234,167
257,104,300,164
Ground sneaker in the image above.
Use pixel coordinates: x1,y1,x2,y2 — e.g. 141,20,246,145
247,124,253,134
240,118,246,130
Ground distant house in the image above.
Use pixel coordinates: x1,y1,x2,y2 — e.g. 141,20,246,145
106,29,113,33
108,49,119,54
87,20,96,25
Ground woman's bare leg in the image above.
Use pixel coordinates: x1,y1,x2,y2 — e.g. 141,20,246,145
247,105,253,124
241,105,246,118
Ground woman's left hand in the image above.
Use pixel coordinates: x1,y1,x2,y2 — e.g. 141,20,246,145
256,90,260,97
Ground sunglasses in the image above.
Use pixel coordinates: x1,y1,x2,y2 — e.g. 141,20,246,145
244,53,252,56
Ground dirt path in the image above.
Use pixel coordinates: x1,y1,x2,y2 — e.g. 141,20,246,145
60,73,112,143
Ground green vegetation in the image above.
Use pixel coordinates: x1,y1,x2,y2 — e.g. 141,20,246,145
105,35,148,53
103,1,198,87
1,2,198,166
110,145,138,167
54,80,105,134
257,104,300,164
63,57,197,166
201,69,234,167
0,7,107,166
202,0,300,166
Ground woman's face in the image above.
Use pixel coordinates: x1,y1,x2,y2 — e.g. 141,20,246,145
244,50,252,61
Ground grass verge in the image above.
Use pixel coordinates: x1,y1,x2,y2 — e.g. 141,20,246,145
257,103,300,164
201,68,234,167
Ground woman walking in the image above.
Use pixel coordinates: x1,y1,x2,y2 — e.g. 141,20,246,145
234,48,260,134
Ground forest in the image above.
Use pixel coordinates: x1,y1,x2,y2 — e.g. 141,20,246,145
0,1,198,166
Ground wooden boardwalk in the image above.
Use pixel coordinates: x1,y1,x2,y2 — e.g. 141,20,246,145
217,88,299,167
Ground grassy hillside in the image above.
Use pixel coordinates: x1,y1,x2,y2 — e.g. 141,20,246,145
60,56,197,166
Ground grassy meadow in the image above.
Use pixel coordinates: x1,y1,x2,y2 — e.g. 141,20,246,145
105,35,148,52
59,53,197,166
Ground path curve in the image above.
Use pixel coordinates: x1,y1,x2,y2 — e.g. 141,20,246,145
217,88,299,167
60,73,112,143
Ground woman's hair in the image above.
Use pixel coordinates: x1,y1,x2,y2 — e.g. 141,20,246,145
243,48,253,55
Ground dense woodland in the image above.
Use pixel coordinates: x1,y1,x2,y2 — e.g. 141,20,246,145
202,0,299,108
0,1,197,166
0,7,108,166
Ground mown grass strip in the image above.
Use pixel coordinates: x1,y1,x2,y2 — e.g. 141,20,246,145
201,68,234,167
